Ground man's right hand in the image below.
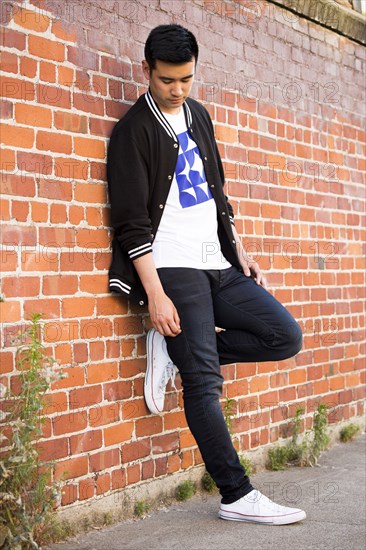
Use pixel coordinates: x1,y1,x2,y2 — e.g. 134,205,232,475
148,289,181,337
132,252,181,337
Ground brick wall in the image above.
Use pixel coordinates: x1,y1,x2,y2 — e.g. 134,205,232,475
0,0,365,508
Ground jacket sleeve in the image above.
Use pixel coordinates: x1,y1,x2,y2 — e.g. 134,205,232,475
203,107,235,226
107,122,153,261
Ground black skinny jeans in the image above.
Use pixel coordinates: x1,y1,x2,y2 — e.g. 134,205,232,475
157,266,303,504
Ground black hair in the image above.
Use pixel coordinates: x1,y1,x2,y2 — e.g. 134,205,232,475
144,24,199,70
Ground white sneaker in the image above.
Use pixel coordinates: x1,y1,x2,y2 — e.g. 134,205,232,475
219,489,306,525
144,328,178,415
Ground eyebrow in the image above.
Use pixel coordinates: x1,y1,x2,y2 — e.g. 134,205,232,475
158,74,194,81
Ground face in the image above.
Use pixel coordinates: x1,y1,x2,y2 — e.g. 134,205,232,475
142,59,195,115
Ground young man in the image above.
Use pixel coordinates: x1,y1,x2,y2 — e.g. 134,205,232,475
108,24,306,524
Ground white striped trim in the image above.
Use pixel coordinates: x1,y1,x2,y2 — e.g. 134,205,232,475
145,92,177,141
128,242,152,259
109,280,130,295
184,101,192,127
145,91,193,141
109,278,131,291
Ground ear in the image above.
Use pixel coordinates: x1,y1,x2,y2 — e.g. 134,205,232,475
142,60,150,80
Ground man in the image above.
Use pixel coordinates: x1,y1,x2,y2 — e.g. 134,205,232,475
108,24,305,524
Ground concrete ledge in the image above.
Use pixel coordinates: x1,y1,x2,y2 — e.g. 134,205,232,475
268,0,366,45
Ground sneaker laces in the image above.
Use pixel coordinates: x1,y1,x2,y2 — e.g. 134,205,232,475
158,361,178,392
244,490,289,513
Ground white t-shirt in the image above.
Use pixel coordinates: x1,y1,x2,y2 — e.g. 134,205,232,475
152,108,231,270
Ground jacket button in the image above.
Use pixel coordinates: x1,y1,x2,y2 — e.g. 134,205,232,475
139,300,145,306
174,143,178,148
159,204,164,209
210,184,214,188
168,175,172,180
222,211,226,216
232,239,236,244
204,156,208,161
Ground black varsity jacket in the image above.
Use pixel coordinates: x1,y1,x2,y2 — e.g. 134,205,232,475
107,90,242,305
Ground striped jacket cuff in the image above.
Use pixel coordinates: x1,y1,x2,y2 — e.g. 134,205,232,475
109,278,131,295
128,242,152,260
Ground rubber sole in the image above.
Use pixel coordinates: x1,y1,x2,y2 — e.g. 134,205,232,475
218,509,306,525
144,329,163,415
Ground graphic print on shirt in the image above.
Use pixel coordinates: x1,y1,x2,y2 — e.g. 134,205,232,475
175,130,213,208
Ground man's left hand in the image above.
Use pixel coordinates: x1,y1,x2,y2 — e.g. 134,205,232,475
240,255,268,290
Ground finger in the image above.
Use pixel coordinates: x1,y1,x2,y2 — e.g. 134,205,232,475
243,263,251,277
173,309,181,330
259,275,267,289
165,323,180,337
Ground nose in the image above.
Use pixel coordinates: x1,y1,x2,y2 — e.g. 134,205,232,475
171,83,183,97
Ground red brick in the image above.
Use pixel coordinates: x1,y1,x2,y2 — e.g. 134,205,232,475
89,403,120,427
96,473,110,495
62,297,95,318
54,111,88,133
121,396,147,419
95,379,130,406
61,484,78,506
52,19,78,42
135,415,163,437
13,7,50,32
127,464,140,484
36,83,71,109
0,301,21,323
0,76,35,101
152,433,179,454
80,318,113,339
74,136,106,159
39,61,56,83
101,57,131,78
53,411,87,436
79,478,95,501
55,456,88,480
28,35,65,62
0,28,26,51
74,182,106,203
155,456,168,477
103,421,134,446
50,203,67,223
51,366,85,389
73,91,104,115
142,459,155,480
23,297,60,319
11,200,29,221
58,65,74,86
1,225,35,247
17,150,53,176
121,439,151,463
0,51,18,74
54,158,88,180
38,437,68,461
0,99,13,119
70,430,103,454
19,56,37,78
36,131,72,154
43,275,78,296
111,468,126,490
69,385,102,409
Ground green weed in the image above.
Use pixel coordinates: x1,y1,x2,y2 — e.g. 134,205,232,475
340,423,361,443
267,403,330,470
0,314,66,549
176,480,196,501
134,501,150,518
